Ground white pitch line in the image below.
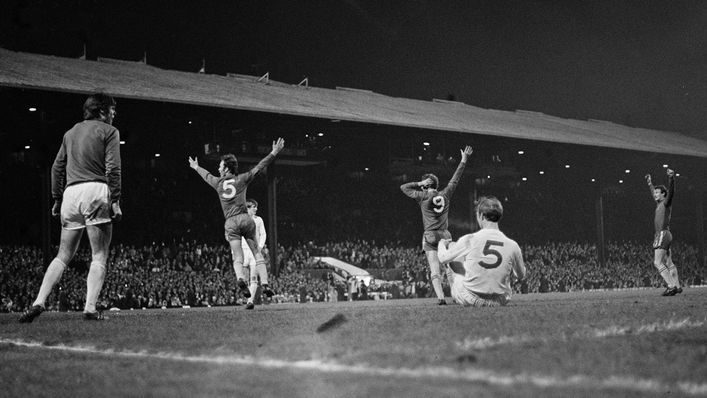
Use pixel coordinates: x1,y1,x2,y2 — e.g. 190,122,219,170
456,317,705,350
2,338,707,396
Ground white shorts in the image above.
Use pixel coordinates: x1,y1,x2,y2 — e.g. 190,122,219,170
230,241,256,268
451,278,508,307
242,243,256,267
61,182,111,230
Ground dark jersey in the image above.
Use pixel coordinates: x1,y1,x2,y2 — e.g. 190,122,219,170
650,176,675,232
400,160,467,232
196,153,275,219
51,120,122,203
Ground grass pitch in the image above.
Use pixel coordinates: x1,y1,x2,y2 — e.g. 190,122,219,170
1,288,706,398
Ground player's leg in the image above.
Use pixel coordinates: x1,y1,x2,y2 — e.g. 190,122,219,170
653,248,671,284
242,245,256,298
84,222,112,317
253,248,274,298
654,249,677,295
425,250,446,303
20,227,83,323
228,215,255,298
452,283,502,307
653,231,677,291
667,253,681,293
225,217,247,281
21,186,90,323
241,260,252,306
663,232,680,291
33,228,83,308
422,231,448,304
229,240,245,279
228,239,250,299
659,230,682,293
243,238,259,306
450,277,472,306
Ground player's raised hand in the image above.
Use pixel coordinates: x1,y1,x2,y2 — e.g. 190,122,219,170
188,156,199,170
460,145,473,162
271,138,285,155
51,200,61,218
667,168,675,177
645,174,652,185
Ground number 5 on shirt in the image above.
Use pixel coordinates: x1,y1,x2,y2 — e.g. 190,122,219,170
479,240,504,269
222,179,236,199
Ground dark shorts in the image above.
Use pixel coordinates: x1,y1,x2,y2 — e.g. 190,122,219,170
224,213,255,242
653,230,672,251
422,230,452,252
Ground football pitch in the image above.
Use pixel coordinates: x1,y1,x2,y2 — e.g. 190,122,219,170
2,288,706,398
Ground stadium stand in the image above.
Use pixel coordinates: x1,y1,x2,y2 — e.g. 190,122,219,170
1,239,703,312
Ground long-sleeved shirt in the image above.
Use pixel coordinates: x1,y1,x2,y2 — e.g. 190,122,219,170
195,153,275,219
649,175,675,232
438,228,526,296
51,120,122,203
400,159,467,232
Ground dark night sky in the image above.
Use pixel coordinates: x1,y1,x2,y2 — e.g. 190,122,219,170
1,0,706,138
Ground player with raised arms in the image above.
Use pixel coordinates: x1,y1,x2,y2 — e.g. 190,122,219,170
401,145,472,305
437,196,525,307
189,138,284,307
645,168,682,296
20,93,122,322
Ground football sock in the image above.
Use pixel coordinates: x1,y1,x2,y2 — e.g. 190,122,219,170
233,260,245,281
656,265,673,287
256,260,269,285
429,259,445,299
84,262,106,313
667,264,680,287
33,258,67,307
430,273,444,300
248,275,258,300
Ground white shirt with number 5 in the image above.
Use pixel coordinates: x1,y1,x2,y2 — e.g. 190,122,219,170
438,228,525,296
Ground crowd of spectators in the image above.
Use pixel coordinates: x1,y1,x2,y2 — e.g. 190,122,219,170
1,239,704,313
521,241,704,293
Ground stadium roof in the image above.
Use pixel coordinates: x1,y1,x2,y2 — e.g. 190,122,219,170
2,47,707,158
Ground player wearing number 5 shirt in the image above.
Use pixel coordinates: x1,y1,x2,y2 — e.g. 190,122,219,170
437,196,525,307
401,145,472,305
189,138,284,307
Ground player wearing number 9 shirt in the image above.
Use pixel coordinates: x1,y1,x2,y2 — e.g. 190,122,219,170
189,138,284,307
437,196,525,307
400,145,473,305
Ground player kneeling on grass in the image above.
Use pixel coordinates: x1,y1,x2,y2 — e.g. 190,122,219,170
437,196,525,307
